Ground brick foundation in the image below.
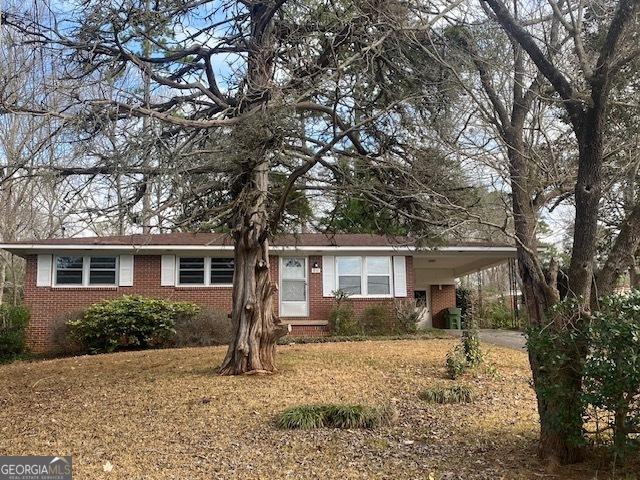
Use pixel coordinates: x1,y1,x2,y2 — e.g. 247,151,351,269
24,254,414,352
289,325,330,337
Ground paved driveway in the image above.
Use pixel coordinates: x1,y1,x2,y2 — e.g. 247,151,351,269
448,329,526,350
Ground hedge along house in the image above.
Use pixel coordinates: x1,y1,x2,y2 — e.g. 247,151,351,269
0,233,516,353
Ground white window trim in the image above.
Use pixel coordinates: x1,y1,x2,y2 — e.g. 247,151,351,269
335,255,394,298
175,256,234,288
53,255,119,288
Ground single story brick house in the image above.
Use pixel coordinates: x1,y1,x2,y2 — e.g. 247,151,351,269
0,233,515,352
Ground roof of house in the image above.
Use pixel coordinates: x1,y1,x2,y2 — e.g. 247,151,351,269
0,233,517,276
3,232,512,249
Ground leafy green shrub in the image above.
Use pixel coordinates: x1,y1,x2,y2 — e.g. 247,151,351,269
69,295,200,353
480,302,513,329
359,305,392,335
276,403,396,429
393,299,419,334
0,304,29,360
445,345,467,379
526,299,589,453
419,385,474,404
583,291,640,461
172,308,232,347
51,311,86,356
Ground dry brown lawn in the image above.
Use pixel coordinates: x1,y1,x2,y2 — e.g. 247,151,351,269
0,338,623,479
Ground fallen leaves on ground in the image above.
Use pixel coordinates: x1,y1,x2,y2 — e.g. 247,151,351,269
0,339,621,479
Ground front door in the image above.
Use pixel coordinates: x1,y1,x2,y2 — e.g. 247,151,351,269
414,290,431,328
280,257,308,317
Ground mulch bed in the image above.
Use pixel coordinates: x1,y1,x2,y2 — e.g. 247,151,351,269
0,338,622,479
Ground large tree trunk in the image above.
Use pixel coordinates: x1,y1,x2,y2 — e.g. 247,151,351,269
217,3,288,375
219,155,288,375
219,230,287,375
528,127,606,465
506,133,583,462
529,116,607,464
480,0,640,464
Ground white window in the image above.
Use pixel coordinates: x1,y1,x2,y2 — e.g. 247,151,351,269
89,256,118,285
179,257,206,285
366,257,391,295
210,258,235,285
55,256,84,285
336,256,362,295
177,257,234,286
335,256,392,297
55,255,118,286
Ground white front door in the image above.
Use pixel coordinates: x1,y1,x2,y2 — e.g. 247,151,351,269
415,289,432,328
280,257,308,317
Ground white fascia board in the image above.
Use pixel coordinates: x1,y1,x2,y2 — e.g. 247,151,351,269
0,243,517,255
0,244,233,251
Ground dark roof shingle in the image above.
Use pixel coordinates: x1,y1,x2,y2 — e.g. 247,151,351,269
6,232,512,248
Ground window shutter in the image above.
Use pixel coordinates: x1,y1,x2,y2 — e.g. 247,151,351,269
119,255,134,286
322,255,335,297
393,256,407,297
36,254,52,287
161,255,176,286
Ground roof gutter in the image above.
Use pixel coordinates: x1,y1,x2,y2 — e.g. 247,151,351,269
0,243,516,255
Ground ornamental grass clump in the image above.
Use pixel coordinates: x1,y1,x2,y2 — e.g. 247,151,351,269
419,385,475,404
276,403,396,430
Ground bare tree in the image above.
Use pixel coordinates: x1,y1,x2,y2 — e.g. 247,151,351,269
461,0,640,463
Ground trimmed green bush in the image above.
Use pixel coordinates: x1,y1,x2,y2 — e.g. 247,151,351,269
0,304,29,360
69,295,200,353
359,305,392,335
419,385,474,404
276,403,395,429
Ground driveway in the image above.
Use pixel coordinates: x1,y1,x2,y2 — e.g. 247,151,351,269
448,329,526,350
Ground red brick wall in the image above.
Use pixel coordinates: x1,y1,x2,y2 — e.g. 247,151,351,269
24,254,414,351
24,255,237,352
430,284,456,328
